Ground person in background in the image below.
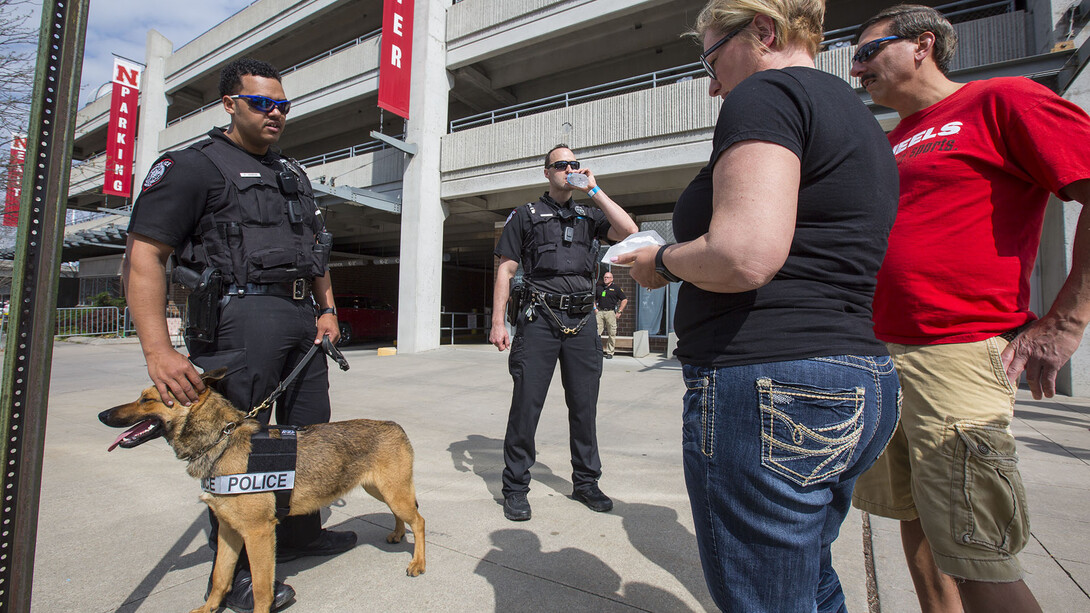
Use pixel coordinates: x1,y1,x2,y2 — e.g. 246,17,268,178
595,271,628,359
850,5,1090,612
618,0,901,609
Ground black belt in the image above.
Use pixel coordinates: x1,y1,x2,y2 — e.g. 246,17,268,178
538,291,594,314
225,279,312,300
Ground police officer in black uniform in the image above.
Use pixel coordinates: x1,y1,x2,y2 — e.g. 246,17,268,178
124,58,354,612
489,144,638,521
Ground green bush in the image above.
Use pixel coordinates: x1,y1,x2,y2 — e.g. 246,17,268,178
90,292,126,309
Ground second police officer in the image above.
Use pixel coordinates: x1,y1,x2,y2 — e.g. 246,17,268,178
124,58,354,612
489,145,638,521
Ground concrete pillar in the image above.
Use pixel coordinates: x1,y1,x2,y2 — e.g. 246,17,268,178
133,30,172,200
397,0,450,353
632,330,650,358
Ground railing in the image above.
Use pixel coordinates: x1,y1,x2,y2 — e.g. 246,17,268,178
822,0,1015,48
37,305,186,343
297,133,405,168
439,311,490,344
165,30,382,128
449,63,704,132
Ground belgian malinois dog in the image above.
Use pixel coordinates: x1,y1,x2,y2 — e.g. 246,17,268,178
99,369,425,613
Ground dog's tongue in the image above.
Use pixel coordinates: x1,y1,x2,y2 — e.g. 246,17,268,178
107,419,157,452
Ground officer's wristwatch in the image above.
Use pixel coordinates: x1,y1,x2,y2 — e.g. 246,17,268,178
318,307,336,316
655,245,681,283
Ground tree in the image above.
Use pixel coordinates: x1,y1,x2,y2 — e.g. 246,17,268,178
0,0,35,245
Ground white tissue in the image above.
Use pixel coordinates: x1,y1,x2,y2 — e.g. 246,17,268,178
601,230,667,266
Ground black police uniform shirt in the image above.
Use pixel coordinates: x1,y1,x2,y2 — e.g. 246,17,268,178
128,128,280,250
595,283,625,311
494,192,611,295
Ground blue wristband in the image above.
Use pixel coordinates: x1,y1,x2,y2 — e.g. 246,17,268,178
588,186,601,197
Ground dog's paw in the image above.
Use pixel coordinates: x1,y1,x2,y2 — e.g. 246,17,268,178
386,530,405,544
406,560,425,577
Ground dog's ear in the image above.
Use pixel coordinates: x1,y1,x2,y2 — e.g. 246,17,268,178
200,368,228,385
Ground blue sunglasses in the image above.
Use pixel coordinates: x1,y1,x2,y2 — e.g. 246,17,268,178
231,94,291,115
852,35,903,63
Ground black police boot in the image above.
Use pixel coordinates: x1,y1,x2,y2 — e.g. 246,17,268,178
503,492,531,521
206,570,296,613
276,529,358,562
573,484,614,512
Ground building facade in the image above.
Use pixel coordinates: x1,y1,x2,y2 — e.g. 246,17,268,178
60,0,1090,392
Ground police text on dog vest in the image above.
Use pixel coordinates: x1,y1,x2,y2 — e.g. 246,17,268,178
202,471,296,494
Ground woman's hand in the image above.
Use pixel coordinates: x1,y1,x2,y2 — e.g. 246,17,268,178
613,245,668,289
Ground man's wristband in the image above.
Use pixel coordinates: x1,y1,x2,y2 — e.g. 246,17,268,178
588,186,601,197
655,245,682,283
318,307,336,316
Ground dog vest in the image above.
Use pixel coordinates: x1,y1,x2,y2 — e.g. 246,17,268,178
200,426,298,518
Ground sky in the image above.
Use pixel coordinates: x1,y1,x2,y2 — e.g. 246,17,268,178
24,0,255,108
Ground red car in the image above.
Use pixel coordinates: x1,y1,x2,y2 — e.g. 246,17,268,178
334,295,396,345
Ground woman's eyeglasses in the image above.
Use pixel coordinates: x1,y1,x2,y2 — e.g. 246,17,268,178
547,160,580,170
700,23,749,80
231,94,292,115
852,36,903,64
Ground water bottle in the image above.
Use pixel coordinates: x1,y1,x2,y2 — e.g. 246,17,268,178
566,173,589,189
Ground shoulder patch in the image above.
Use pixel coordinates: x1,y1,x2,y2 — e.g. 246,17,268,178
143,158,173,189
504,210,517,225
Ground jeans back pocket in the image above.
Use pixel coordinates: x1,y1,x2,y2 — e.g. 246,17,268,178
757,378,865,487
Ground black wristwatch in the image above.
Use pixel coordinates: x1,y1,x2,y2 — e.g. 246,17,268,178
655,245,681,283
318,307,336,316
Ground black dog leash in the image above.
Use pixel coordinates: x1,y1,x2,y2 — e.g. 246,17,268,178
244,337,350,419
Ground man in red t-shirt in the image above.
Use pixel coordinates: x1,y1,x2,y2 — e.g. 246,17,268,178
850,5,1090,612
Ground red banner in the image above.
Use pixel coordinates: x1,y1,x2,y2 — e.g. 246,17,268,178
4,133,26,227
104,57,142,198
378,0,414,119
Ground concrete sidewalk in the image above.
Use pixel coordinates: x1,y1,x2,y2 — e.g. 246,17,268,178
27,341,1090,612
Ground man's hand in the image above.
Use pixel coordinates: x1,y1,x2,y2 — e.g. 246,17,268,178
1001,316,1085,399
614,246,669,289
490,321,511,351
567,168,597,193
146,348,204,407
315,312,340,345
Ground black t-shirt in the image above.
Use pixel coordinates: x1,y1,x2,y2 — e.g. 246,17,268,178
595,283,625,311
495,193,612,294
128,129,279,248
672,67,898,367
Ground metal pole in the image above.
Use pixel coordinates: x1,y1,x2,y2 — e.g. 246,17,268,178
0,0,88,610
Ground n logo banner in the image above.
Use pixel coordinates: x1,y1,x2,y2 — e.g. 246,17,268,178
104,57,142,198
378,0,414,119
4,133,26,227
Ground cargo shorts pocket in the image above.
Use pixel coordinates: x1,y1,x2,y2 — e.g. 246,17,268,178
757,378,865,487
948,421,1029,555
683,371,715,458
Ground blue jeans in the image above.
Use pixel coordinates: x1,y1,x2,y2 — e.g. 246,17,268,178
682,355,900,612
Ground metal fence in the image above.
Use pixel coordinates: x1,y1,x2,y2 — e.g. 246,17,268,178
0,306,186,342
440,311,490,344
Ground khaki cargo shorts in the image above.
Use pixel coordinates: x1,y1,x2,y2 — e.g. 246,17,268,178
852,336,1029,582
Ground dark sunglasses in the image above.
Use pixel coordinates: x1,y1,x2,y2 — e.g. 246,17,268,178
547,160,580,170
231,94,292,115
852,35,903,64
700,23,749,80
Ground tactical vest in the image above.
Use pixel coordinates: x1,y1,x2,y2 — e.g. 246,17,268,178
178,134,330,286
522,200,597,280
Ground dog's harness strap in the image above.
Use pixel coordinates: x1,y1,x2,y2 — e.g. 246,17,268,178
200,426,298,518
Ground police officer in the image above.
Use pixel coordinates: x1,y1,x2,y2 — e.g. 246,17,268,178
595,271,627,359
489,144,638,521
124,58,354,612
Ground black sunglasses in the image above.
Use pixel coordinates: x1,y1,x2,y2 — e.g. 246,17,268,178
231,94,292,115
852,35,903,64
700,23,749,80
547,160,580,170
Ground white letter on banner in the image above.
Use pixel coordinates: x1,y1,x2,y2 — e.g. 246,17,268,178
391,45,402,68
113,179,123,191
394,13,403,36
119,102,129,114
118,117,128,129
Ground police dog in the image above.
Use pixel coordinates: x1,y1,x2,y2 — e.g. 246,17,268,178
99,369,425,613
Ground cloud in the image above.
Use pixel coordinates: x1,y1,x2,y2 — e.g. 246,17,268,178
77,0,253,107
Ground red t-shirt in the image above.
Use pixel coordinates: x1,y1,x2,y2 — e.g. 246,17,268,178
873,77,1090,344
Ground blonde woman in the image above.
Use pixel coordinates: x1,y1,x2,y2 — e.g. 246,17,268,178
620,1,901,609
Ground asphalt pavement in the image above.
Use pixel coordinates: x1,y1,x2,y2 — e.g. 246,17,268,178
24,340,1090,612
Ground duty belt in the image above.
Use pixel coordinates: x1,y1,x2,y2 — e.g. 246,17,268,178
225,279,312,300
538,291,595,314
